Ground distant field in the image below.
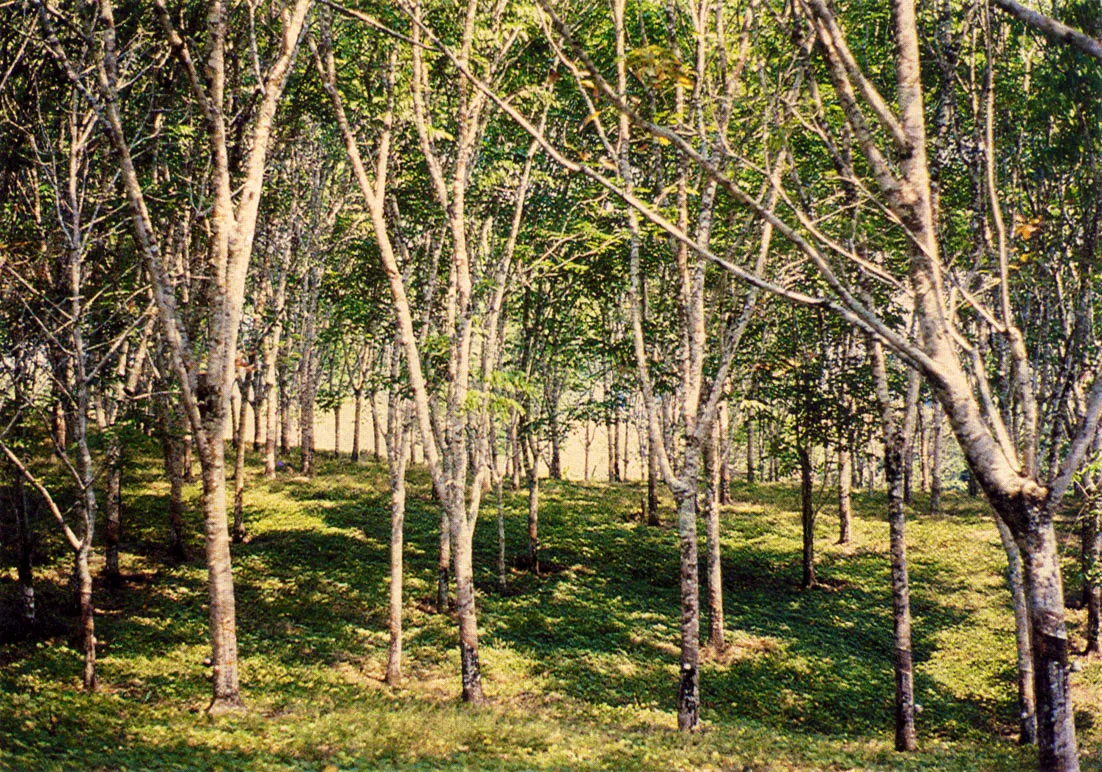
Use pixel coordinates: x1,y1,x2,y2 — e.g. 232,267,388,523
2,451,1098,771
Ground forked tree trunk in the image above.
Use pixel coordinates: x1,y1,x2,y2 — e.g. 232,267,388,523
1005,503,1077,768
838,445,853,545
995,515,1038,744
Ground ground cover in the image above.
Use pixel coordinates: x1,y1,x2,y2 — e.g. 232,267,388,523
2,452,1100,770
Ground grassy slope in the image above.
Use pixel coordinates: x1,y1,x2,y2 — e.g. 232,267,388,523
1,451,1100,771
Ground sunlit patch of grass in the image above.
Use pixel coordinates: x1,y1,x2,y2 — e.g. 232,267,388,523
2,444,1100,770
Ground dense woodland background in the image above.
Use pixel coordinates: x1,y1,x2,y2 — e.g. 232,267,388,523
1,0,1101,770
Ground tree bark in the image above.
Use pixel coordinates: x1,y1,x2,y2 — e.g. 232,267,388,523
76,545,95,691
746,419,755,483
996,514,1038,744
647,432,660,526
885,439,917,751
929,402,943,514
352,390,363,462
703,434,725,650
1085,501,1101,655
798,444,816,589
838,445,853,545
103,436,122,581
675,459,701,731
233,385,249,544
199,437,244,714
15,479,35,626
524,431,540,574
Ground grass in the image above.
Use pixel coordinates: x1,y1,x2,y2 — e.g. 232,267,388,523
2,447,1101,771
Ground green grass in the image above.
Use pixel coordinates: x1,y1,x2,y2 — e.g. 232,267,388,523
2,449,1100,771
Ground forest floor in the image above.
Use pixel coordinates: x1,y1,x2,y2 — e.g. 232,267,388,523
2,450,1101,771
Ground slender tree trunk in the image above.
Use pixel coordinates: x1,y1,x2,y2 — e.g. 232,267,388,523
718,400,731,504
300,382,316,476
647,433,660,526
496,474,507,593
163,433,187,561
252,395,264,452
333,403,342,458
76,545,95,691
703,435,725,650
524,432,540,574
437,508,450,613
352,391,363,462
233,392,249,544
370,394,383,462
798,444,816,589
103,436,122,581
384,382,410,686
607,412,616,482
995,515,1038,744
838,445,853,545
675,452,701,732
386,464,406,685
15,479,35,625
746,419,755,483
279,380,291,456
1085,502,1101,655
929,402,943,514
885,440,917,751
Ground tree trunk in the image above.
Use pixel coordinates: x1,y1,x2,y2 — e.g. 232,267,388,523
524,432,540,574
352,391,363,462
103,436,122,581
838,445,853,545
300,382,316,476
885,441,917,751
1085,503,1101,656
675,456,701,732
252,394,264,452
199,438,244,714
437,507,450,613
607,412,617,482
746,419,755,483
996,515,1038,744
647,432,660,526
15,479,35,626
370,394,383,462
929,402,943,514
703,435,725,650
496,475,507,593
333,403,342,458
1010,506,1078,769
452,513,486,704
385,412,409,686
718,401,731,505
233,391,249,544
798,444,816,589
76,545,96,692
